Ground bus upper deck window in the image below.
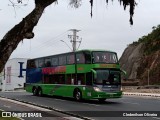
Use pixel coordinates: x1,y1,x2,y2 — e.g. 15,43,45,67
45,58,51,67
76,53,85,63
59,55,66,65
28,60,36,68
52,57,58,66
38,59,45,67
67,54,75,64
84,51,91,64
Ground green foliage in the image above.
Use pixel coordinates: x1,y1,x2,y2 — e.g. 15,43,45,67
131,41,139,46
131,24,160,55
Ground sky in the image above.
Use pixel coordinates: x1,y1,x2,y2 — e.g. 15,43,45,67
0,0,160,59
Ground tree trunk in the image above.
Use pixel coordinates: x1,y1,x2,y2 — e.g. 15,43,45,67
0,0,57,72
0,0,136,73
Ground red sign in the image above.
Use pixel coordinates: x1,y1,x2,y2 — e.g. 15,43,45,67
42,66,66,74
78,67,84,71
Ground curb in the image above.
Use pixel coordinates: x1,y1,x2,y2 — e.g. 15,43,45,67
0,96,92,120
123,92,160,98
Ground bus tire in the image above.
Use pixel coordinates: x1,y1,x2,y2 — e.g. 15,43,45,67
74,89,82,101
38,87,43,97
33,87,38,96
98,98,106,102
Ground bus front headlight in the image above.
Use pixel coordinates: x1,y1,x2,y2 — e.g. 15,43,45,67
93,87,101,92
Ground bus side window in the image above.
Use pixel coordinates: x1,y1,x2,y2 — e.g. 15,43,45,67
84,51,91,64
27,60,36,68
52,57,58,66
35,60,38,68
38,59,45,68
67,54,75,64
86,72,93,85
58,75,65,84
45,58,51,67
66,74,71,84
59,55,66,65
43,75,49,84
76,53,85,63
77,74,85,85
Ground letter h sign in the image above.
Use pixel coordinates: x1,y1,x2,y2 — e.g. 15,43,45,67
18,62,26,78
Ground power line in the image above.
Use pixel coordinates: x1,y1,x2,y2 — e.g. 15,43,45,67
12,31,69,58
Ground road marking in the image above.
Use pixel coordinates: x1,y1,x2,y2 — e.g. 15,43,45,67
64,117,85,120
53,98,69,102
120,101,140,105
53,98,101,107
3,105,11,108
153,117,160,119
0,97,51,111
0,108,4,111
82,103,100,107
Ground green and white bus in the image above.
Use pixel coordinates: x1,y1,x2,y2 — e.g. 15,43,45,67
25,49,122,102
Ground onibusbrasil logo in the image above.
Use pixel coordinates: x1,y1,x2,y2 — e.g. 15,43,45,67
1,112,42,118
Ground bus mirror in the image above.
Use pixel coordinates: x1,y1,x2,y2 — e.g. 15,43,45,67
120,69,127,75
94,73,97,79
91,69,97,79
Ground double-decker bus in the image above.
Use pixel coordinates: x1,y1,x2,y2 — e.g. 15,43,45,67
25,49,122,102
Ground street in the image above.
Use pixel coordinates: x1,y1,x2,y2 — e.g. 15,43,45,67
0,91,160,120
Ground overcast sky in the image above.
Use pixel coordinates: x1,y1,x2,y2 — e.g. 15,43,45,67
0,0,160,59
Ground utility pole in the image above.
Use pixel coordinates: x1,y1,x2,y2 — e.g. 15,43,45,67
68,29,81,52
148,69,150,86
68,29,81,84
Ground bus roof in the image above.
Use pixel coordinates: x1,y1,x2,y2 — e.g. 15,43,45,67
76,49,115,53
29,49,117,60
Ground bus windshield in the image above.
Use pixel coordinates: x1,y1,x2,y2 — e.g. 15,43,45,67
93,51,118,63
94,70,120,85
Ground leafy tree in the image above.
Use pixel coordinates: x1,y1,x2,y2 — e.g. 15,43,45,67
0,0,136,72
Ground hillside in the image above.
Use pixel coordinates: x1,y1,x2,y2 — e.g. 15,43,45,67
119,25,160,85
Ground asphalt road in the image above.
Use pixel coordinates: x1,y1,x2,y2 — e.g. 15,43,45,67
0,91,160,120
0,96,79,120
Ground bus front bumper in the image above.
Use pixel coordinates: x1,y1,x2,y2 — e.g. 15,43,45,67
84,91,122,99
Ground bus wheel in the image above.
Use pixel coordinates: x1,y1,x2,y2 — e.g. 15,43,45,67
33,87,38,96
38,88,43,97
98,98,106,102
74,89,82,101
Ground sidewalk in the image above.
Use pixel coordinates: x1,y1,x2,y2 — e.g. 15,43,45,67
123,92,160,98
122,86,160,98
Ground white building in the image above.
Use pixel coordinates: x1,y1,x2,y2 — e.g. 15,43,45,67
0,58,27,91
